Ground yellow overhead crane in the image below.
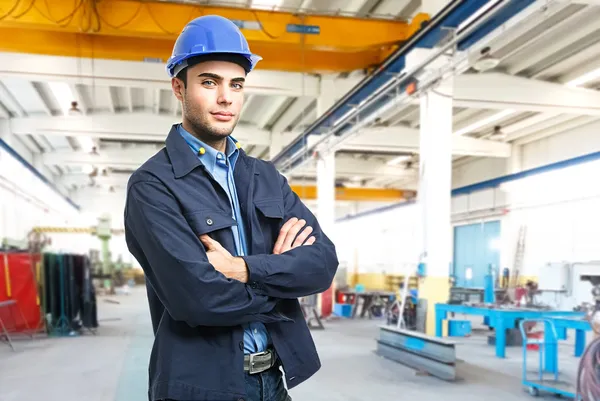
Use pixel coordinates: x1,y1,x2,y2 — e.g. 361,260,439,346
0,0,429,73
291,185,415,202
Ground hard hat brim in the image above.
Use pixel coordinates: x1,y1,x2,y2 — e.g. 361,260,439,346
168,51,262,78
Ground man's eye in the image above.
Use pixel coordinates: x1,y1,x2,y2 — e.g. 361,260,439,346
203,80,216,86
232,83,243,90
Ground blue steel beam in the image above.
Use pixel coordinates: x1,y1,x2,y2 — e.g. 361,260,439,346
271,0,537,170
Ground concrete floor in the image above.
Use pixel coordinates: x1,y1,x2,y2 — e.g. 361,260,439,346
0,286,583,401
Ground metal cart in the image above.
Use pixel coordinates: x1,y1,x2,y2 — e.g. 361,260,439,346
518,319,577,398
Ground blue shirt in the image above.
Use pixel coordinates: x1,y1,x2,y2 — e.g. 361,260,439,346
177,124,269,354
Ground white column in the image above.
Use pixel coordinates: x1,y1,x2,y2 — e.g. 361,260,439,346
419,78,453,277
316,153,335,233
316,73,337,234
419,76,453,335
315,75,337,317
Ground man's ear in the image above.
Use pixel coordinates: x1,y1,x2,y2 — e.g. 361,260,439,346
172,77,184,102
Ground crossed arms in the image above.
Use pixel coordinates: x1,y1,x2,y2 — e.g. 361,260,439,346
124,172,339,327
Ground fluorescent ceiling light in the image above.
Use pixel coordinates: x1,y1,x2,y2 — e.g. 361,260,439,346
458,0,502,32
566,67,600,88
48,82,75,116
387,155,411,166
82,164,95,174
453,109,515,136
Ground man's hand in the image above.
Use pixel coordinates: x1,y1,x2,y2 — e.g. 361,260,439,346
272,217,316,255
199,235,248,283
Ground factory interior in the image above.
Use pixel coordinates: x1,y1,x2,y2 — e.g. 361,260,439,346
2,0,600,400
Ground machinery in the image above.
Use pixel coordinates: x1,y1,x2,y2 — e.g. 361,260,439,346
29,217,134,294
537,261,600,311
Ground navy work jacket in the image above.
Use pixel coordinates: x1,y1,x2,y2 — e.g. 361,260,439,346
124,125,339,401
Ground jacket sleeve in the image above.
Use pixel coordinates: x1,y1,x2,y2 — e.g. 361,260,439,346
242,171,339,299
124,179,278,327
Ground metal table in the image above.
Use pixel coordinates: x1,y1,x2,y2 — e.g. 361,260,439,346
0,300,18,350
435,303,584,358
338,290,396,318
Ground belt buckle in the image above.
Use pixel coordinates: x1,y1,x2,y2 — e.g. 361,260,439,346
248,350,269,375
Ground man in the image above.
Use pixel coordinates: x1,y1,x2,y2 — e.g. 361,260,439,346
124,15,339,401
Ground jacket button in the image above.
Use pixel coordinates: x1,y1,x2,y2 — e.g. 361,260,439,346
239,341,244,351
206,218,213,226
250,282,258,289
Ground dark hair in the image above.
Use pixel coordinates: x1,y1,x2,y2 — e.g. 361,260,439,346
175,53,251,87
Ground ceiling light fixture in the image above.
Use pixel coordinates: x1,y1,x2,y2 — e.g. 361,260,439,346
565,67,600,88
453,109,515,136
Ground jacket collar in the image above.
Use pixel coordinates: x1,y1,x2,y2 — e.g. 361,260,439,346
166,124,254,179
166,124,203,178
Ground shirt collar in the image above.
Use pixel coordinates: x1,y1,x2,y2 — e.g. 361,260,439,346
176,124,239,175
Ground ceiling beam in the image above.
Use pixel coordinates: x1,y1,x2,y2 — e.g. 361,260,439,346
0,80,26,117
42,148,156,169
295,154,416,179
10,113,272,146
341,126,511,157
0,53,320,97
453,72,600,115
515,116,600,145
256,96,289,130
44,147,415,181
271,97,315,134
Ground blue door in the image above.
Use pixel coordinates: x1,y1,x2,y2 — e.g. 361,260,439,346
453,221,501,288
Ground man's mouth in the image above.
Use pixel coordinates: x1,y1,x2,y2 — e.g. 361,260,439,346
211,111,234,122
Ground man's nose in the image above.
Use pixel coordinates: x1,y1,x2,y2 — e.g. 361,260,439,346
217,86,232,105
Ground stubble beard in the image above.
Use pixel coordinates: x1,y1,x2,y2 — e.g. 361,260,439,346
182,95,239,144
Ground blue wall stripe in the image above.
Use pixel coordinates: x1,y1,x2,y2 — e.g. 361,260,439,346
336,150,600,224
0,138,80,210
452,150,600,196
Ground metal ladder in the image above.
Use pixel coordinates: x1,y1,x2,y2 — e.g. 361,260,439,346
511,225,527,288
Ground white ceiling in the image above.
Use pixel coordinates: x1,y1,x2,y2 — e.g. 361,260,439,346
0,0,600,213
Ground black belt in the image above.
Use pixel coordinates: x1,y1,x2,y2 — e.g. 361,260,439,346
243,349,277,375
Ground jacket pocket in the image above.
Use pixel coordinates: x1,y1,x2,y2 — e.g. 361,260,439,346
254,198,284,220
184,209,237,236
253,198,284,253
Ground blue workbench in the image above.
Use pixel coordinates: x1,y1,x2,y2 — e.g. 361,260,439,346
435,304,585,359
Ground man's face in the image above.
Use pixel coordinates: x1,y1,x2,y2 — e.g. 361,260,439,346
172,60,246,140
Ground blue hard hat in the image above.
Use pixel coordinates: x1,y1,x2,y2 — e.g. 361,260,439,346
167,15,262,78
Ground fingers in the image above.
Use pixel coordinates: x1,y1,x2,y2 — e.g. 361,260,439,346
304,236,316,246
199,235,215,251
199,235,226,252
273,217,298,254
281,219,307,253
292,225,313,248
